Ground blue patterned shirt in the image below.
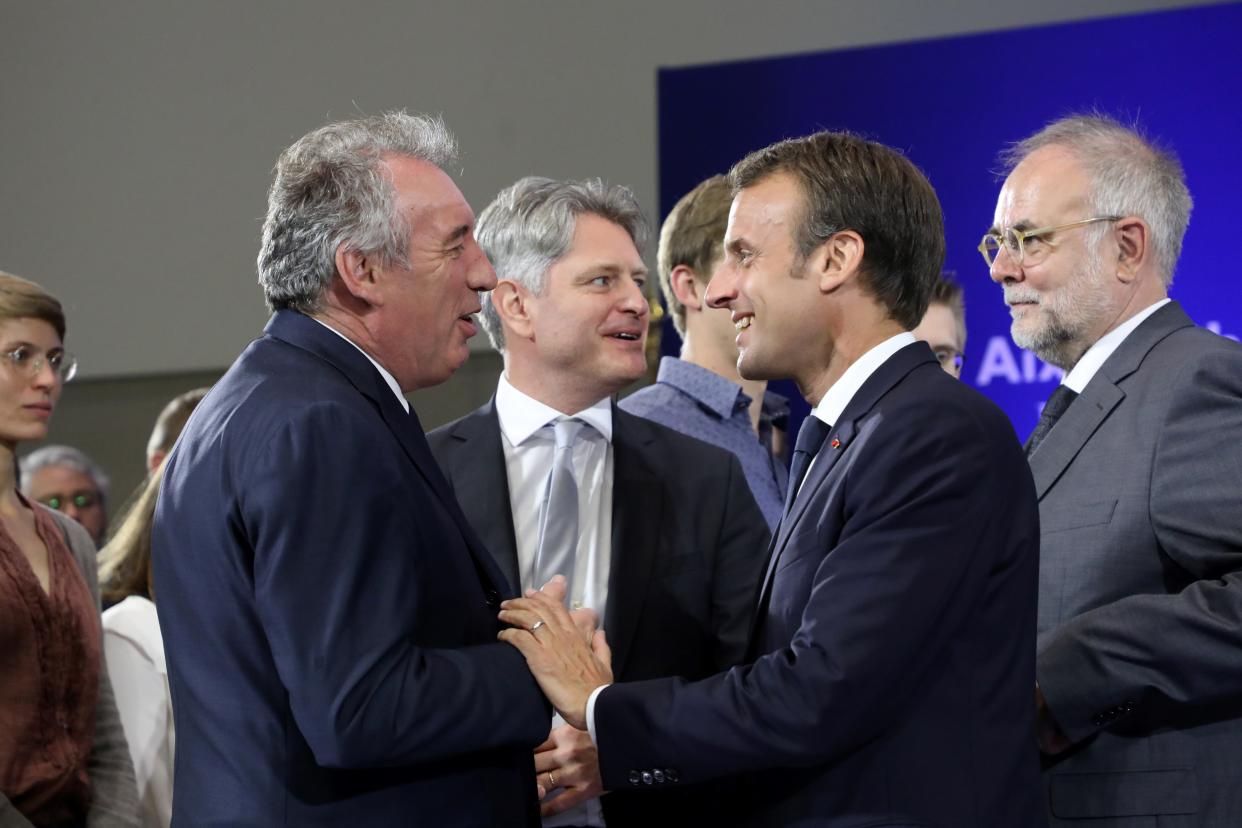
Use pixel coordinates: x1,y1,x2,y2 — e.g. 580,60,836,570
620,357,790,530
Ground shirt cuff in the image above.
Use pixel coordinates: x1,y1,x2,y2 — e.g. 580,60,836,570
586,684,610,745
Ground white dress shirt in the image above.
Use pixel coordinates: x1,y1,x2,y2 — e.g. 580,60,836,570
588,332,920,741
800,332,917,492
1062,299,1170,392
495,373,613,828
311,316,409,412
103,596,173,828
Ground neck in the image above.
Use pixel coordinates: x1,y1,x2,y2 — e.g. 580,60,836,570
680,336,767,433
798,318,905,407
0,443,26,517
504,359,614,416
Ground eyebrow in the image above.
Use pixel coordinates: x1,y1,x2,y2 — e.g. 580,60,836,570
724,238,749,257
2,339,62,352
443,224,471,246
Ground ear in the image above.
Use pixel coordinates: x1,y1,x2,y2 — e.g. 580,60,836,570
669,265,704,312
1113,216,1150,283
334,243,384,305
811,230,865,293
492,280,535,342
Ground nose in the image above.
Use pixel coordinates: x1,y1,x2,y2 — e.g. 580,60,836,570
619,276,650,318
704,263,738,310
988,244,1022,285
466,242,497,292
31,358,59,390
63,501,83,521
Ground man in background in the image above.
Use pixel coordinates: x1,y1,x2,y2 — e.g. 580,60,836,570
21,444,110,545
620,174,788,530
429,176,769,827
986,113,1242,825
912,274,966,378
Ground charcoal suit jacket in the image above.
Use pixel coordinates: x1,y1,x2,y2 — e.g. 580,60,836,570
428,398,771,825
1032,301,1242,826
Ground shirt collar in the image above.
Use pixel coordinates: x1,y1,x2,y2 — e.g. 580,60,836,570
1062,298,1171,393
655,356,747,419
811,332,916,427
495,373,614,446
310,316,409,413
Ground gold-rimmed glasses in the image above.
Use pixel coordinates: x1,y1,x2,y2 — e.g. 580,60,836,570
978,216,1121,269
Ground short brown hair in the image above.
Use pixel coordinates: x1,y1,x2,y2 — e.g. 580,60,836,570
928,274,966,349
657,175,732,336
729,131,945,329
0,271,66,339
147,387,210,463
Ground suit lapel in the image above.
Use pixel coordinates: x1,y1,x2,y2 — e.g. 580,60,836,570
441,401,523,593
750,343,936,636
265,311,511,597
604,406,662,679
1029,301,1194,500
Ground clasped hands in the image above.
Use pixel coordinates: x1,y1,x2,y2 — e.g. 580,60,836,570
498,577,613,814
497,575,613,730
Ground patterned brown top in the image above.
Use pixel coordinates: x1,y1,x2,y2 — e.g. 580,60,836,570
0,501,101,826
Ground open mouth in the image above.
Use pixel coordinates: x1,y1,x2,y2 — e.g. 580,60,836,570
734,317,752,331
608,332,641,341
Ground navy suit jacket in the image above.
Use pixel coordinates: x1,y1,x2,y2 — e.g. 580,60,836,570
428,399,771,825
152,311,549,827
593,343,1045,827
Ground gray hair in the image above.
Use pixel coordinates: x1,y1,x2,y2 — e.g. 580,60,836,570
20,444,110,504
475,176,648,351
1002,113,1192,286
257,111,458,313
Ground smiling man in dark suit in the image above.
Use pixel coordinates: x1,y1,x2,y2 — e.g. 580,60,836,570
428,176,769,828
497,133,1044,827
151,112,550,827
985,114,1242,826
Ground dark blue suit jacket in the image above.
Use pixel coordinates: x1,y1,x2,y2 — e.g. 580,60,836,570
593,343,1044,827
152,311,549,827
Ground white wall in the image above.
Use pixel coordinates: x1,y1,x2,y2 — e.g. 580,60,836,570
0,0,1215,378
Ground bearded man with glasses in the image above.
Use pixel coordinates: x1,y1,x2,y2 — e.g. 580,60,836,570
986,113,1242,826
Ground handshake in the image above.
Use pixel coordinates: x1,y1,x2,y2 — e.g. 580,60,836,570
497,574,612,729
497,575,614,816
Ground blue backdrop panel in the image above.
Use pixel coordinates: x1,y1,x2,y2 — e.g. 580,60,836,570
657,3,1242,439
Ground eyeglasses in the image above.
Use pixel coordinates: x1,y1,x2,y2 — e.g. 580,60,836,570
2,346,78,383
41,491,100,511
932,347,964,375
978,216,1121,269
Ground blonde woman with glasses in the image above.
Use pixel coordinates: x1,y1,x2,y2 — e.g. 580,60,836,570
0,271,137,828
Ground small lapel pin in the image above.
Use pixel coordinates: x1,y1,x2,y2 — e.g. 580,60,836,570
830,438,841,449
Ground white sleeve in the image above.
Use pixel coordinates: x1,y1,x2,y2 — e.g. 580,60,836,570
103,626,173,827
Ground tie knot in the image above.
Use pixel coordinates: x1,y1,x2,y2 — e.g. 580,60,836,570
1043,385,1078,419
794,416,831,457
551,417,586,450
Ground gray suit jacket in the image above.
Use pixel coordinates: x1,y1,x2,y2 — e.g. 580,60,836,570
1033,301,1242,826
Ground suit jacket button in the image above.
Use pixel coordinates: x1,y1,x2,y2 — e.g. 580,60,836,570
485,588,500,607
666,768,679,783
641,771,654,785
1093,714,1107,726
653,769,665,783
628,771,640,786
